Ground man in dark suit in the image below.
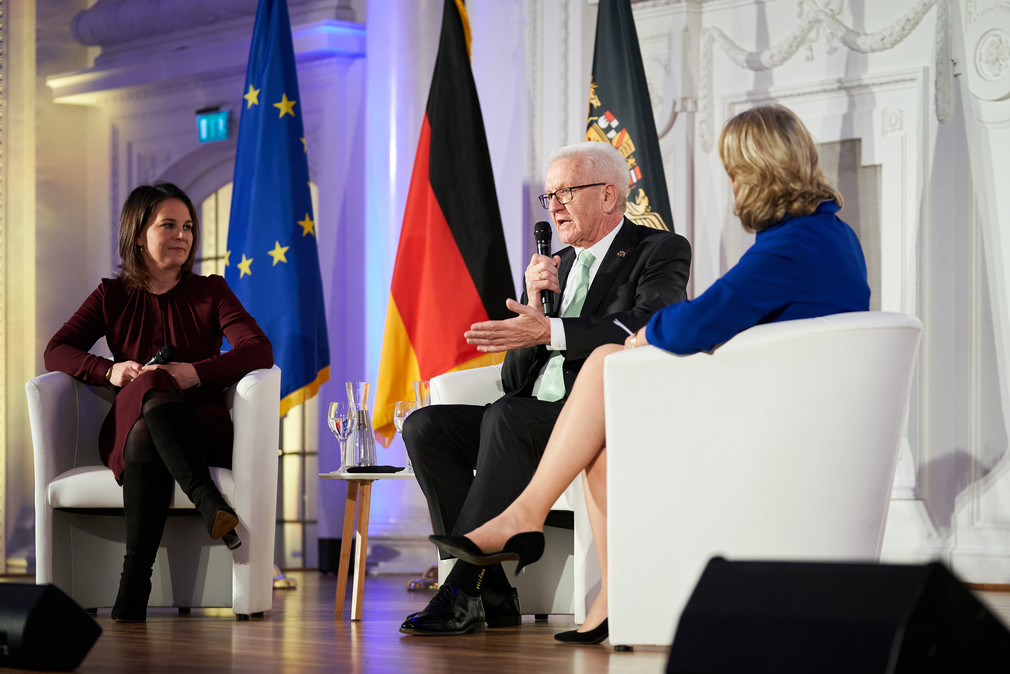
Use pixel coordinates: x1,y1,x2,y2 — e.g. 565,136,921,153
400,141,691,635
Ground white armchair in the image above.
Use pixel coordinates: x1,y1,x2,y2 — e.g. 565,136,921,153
603,312,922,646
430,364,599,622
27,365,281,619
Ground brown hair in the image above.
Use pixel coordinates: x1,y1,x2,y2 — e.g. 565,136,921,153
719,105,843,232
117,182,200,291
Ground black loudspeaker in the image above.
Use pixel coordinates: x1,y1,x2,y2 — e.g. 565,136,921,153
0,583,102,671
668,558,1010,674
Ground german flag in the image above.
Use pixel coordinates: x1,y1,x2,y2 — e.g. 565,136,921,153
373,0,514,445
587,0,675,232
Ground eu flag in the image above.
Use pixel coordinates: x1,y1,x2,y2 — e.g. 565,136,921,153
226,0,329,417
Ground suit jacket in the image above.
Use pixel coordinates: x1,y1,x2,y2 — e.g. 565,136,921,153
501,218,691,398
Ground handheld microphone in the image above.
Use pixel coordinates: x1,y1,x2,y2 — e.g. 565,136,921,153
533,221,556,317
144,344,177,366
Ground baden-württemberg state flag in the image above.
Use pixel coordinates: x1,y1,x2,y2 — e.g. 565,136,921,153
373,0,514,446
587,0,675,232
226,0,329,417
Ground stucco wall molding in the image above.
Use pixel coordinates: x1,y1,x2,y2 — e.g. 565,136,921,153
698,0,951,150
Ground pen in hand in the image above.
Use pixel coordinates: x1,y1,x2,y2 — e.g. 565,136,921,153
613,318,634,336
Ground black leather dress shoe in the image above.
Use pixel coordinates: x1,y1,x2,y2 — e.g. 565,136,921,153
399,583,486,636
482,587,521,628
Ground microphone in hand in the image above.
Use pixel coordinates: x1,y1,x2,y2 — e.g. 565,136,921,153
144,344,177,366
533,221,556,317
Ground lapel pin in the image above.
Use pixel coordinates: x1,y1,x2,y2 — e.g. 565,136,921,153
617,250,627,258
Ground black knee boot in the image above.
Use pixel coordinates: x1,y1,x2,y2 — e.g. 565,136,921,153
112,462,172,622
143,402,241,549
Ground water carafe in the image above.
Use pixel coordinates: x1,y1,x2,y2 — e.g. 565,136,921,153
345,381,377,468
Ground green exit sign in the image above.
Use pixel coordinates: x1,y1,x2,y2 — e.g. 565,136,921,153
197,109,229,143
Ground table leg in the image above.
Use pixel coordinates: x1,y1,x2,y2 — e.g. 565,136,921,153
350,481,373,621
334,481,359,618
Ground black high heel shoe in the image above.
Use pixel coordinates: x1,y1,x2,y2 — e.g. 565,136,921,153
428,532,545,575
554,618,609,644
221,529,242,550
207,505,239,540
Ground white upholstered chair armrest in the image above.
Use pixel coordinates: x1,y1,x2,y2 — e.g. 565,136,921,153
27,372,111,481
430,364,504,406
226,365,281,616
27,371,114,584
226,365,281,520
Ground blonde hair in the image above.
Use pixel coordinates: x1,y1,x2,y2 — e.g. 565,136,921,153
719,105,842,232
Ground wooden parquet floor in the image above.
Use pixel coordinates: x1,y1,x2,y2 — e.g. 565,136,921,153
3,571,1010,672
1,571,670,673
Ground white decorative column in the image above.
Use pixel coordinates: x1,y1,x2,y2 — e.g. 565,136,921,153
635,0,703,290
951,0,1010,583
528,0,595,196
469,0,530,284
2,0,40,574
354,0,443,572
0,0,10,574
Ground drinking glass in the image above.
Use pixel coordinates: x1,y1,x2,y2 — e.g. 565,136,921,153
393,400,418,474
393,400,418,433
327,402,356,472
414,380,431,408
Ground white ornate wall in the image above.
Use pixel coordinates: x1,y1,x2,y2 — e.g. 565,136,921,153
9,0,1010,584
608,0,1010,583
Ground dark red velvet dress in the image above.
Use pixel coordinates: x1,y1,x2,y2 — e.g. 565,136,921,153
44,273,274,482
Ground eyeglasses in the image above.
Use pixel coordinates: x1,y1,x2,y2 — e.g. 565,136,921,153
538,183,606,210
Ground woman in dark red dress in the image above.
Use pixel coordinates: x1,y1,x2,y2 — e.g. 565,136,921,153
45,183,273,622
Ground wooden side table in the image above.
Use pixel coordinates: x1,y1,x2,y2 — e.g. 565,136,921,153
319,470,415,620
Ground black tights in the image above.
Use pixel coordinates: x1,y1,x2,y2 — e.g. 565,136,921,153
114,387,236,619
123,389,184,468
112,390,180,619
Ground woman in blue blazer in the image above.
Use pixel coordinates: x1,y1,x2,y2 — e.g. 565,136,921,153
430,105,871,644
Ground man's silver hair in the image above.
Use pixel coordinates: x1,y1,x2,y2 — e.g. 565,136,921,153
548,141,629,211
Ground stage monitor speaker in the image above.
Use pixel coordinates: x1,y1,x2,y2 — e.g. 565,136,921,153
0,583,102,671
668,558,1010,674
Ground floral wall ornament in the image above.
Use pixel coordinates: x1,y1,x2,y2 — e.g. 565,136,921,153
964,1,1010,100
976,30,1010,81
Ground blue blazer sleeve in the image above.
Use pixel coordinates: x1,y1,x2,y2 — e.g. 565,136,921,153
646,246,801,354
646,202,869,354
